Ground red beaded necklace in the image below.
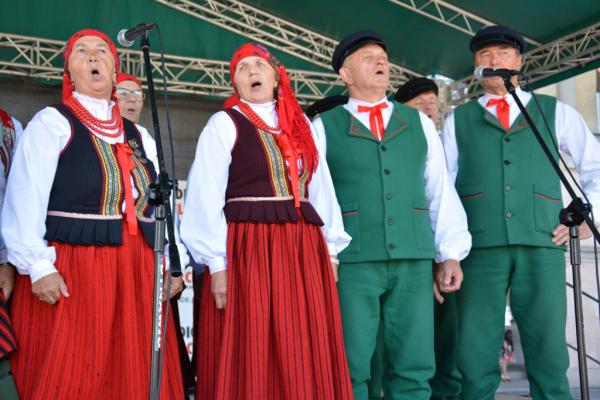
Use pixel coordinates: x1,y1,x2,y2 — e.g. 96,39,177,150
237,101,281,134
64,95,124,138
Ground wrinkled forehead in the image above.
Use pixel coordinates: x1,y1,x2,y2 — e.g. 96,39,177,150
71,35,112,51
235,56,272,71
474,43,520,56
116,79,142,91
344,43,388,66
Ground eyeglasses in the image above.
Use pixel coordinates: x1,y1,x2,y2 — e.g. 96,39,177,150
115,87,145,101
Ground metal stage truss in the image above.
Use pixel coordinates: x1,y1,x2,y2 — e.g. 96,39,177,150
450,21,600,105
153,0,423,87
0,32,348,104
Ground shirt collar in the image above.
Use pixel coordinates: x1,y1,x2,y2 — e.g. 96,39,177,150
481,86,525,108
347,96,390,112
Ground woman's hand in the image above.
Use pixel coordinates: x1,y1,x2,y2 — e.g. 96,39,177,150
31,272,70,305
211,270,227,310
164,275,184,301
0,264,16,300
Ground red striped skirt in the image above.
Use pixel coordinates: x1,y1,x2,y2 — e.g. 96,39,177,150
9,228,184,399
196,219,353,400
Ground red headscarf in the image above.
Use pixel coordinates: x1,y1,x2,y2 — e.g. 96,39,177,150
62,29,119,101
224,43,319,183
116,72,142,88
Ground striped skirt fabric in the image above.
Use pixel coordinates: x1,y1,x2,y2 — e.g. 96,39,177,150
196,219,354,400
0,291,16,359
9,228,184,399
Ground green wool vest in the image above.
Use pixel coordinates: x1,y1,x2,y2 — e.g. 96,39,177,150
454,94,563,249
321,101,435,263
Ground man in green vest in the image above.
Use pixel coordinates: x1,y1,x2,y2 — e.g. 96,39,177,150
312,30,472,400
442,25,600,400
367,77,463,400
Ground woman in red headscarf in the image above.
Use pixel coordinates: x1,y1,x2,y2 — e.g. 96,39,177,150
1,29,184,399
180,44,353,399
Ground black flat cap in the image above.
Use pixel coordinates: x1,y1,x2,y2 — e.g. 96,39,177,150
470,25,526,53
332,30,386,74
305,95,349,119
394,78,438,103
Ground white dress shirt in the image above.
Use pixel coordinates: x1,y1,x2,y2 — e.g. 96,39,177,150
312,97,472,262
180,100,350,274
2,92,157,283
442,87,600,213
0,117,23,264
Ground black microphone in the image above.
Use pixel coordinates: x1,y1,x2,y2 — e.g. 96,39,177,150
117,23,157,47
474,66,519,80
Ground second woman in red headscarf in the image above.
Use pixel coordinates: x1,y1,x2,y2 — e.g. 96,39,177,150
181,43,354,399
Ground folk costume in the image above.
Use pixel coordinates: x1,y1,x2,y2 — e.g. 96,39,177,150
180,44,353,400
313,30,471,400
0,109,22,399
1,30,184,399
442,24,600,400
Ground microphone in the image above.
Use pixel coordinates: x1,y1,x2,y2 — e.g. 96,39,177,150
117,23,157,47
474,66,519,80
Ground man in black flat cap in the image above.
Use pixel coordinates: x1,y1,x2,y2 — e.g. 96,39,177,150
313,30,471,400
442,24,600,400
395,77,440,126
306,95,349,120
367,77,461,400
395,77,462,400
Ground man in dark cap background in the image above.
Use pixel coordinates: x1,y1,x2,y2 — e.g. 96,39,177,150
313,30,472,399
396,77,462,400
442,25,600,399
395,77,440,126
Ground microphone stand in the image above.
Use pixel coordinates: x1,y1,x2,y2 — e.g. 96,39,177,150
502,77,599,400
138,31,183,400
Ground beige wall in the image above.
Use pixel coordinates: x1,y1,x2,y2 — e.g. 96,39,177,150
537,69,598,132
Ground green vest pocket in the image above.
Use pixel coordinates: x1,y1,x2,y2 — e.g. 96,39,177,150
341,202,361,254
533,184,562,234
458,184,486,233
413,200,435,250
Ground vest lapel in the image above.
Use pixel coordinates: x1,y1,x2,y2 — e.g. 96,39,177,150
347,112,379,142
480,100,533,135
480,104,506,132
381,107,408,142
506,109,532,135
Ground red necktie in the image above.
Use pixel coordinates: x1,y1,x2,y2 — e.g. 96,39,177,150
115,142,138,235
486,97,510,130
357,102,389,141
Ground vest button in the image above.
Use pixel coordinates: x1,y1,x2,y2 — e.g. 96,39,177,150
381,145,387,151
506,211,513,218
504,137,511,142
504,160,511,165
387,218,394,225
387,243,396,250
385,193,393,200
504,185,512,191
383,168,390,175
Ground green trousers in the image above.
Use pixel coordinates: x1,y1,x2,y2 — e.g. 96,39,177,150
456,246,571,400
337,260,435,400
368,293,461,400
430,292,461,400
0,358,19,399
